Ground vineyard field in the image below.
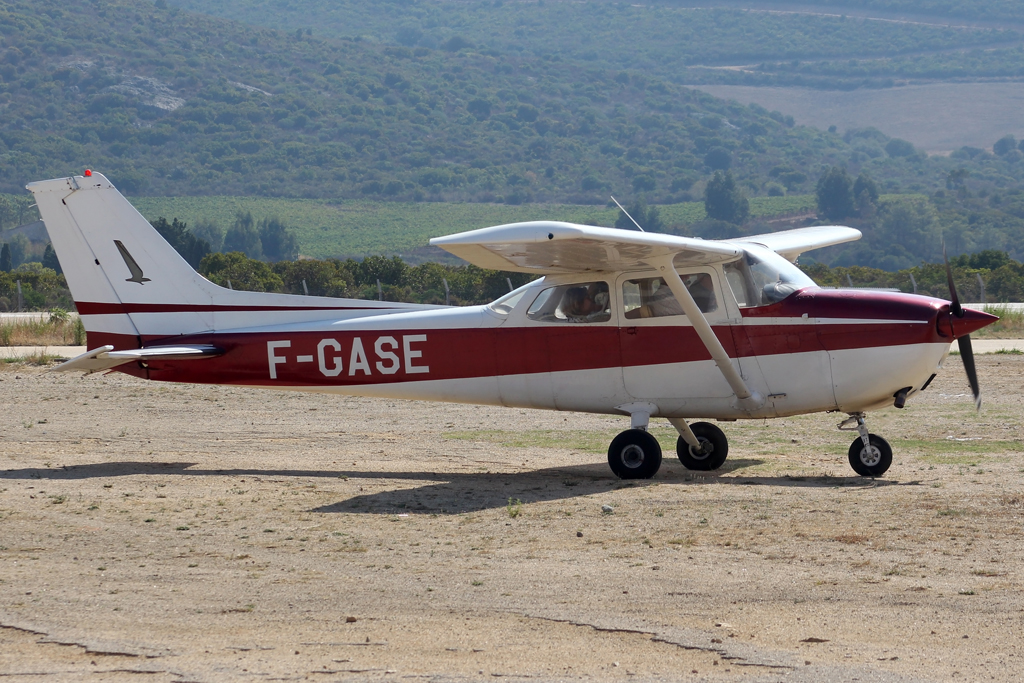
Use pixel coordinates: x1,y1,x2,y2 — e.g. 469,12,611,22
126,195,818,260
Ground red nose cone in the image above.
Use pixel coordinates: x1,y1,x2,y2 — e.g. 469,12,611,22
954,307,999,338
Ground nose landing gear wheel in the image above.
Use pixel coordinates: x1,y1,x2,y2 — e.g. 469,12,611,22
676,421,729,471
608,429,662,479
848,434,892,477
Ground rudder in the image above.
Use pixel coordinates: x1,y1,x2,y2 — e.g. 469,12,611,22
28,172,430,350
28,173,218,349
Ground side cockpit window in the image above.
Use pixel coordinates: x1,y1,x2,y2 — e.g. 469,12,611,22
622,273,717,319
527,281,611,323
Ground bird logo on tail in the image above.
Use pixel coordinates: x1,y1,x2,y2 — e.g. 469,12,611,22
114,240,151,284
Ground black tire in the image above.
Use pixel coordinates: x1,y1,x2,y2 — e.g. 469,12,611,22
608,429,662,479
676,421,729,471
848,434,892,477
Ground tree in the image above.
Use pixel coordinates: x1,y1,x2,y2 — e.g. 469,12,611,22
816,166,855,220
258,217,299,262
615,199,664,232
467,98,491,120
357,255,408,286
191,219,223,252
885,138,916,158
946,168,969,190
395,25,423,47
223,212,263,260
441,35,473,51
42,243,62,274
952,250,1012,271
703,146,731,171
150,217,211,269
853,172,879,216
273,259,348,297
632,174,656,193
0,197,12,231
6,234,30,269
198,252,283,292
0,243,10,272
994,135,1017,156
704,171,749,224
872,197,940,269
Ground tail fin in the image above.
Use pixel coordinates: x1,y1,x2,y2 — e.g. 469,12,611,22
28,172,422,349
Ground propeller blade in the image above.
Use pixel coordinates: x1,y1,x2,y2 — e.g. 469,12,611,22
945,244,981,410
943,245,964,318
958,334,982,411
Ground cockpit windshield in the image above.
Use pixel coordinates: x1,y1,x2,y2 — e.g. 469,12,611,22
488,281,538,315
722,246,815,307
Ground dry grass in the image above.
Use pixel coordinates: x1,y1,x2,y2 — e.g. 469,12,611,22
0,314,84,346
975,305,1024,339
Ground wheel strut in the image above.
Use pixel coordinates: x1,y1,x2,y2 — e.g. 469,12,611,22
839,413,893,477
838,412,871,448
671,418,729,471
668,417,706,453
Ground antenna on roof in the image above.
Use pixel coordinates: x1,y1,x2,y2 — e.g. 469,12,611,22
610,195,644,232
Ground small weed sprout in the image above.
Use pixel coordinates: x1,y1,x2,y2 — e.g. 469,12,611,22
506,498,522,518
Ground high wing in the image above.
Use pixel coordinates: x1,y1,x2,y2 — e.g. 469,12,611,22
429,221,743,274
726,225,861,263
430,221,859,273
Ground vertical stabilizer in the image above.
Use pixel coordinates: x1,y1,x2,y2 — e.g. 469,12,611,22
27,173,428,349
28,173,218,348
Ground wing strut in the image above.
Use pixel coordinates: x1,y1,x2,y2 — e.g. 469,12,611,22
653,257,764,411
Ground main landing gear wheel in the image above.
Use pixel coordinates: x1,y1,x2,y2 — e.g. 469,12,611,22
676,421,729,471
608,429,663,479
848,434,892,477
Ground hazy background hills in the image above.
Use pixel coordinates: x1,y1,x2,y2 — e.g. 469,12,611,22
3,0,1024,273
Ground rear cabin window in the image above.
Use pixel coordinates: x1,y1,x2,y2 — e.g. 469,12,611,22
526,282,611,323
622,273,717,319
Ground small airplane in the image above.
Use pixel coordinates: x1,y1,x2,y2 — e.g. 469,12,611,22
29,171,996,479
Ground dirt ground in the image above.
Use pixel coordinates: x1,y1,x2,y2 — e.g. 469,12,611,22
1,355,1023,682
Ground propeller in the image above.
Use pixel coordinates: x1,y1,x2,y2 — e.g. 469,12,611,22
943,246,981,410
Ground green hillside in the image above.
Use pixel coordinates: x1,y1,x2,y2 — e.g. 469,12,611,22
4,0,1024,210
170,0,1024,88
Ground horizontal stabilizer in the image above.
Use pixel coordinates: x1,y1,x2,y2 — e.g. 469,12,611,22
54,344,223,373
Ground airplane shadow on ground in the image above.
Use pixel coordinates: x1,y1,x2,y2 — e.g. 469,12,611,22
1,459,919,514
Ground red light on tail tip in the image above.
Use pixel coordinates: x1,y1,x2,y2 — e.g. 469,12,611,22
84,169,92,177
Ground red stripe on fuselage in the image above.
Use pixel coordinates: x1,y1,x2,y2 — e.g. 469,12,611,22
119,320,946,387
96,288,960,387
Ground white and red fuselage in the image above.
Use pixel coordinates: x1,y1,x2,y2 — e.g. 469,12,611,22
29,172,994,428
85,277,987,420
